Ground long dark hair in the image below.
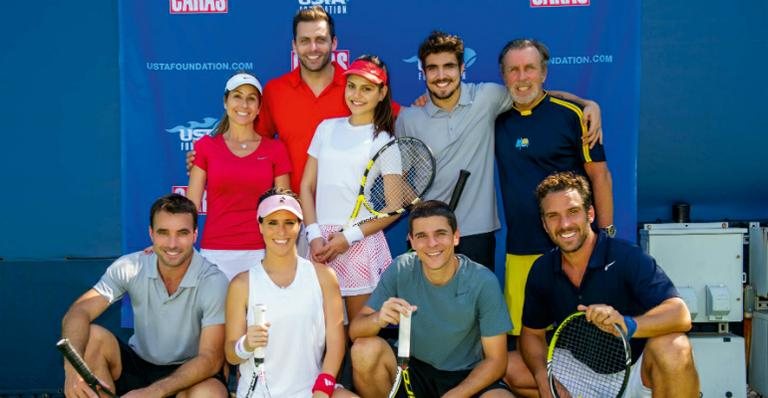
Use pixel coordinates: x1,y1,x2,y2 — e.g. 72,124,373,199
354,55,394,137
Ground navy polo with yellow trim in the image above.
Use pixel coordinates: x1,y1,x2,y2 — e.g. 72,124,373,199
495,93,607,254
522,231,679,362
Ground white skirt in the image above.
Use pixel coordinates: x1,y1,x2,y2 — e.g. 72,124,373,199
200,248,265,281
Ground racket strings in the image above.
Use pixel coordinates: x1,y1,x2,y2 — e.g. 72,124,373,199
365,139,435,214
550,316,629,397
244,364,272,398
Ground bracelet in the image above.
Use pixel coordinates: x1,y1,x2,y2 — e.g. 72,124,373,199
306,223,323,242
623,315,637,339
342,225,364,245
234,335,252,360
312,372,336,397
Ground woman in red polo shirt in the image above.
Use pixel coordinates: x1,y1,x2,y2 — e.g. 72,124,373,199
299,55,397,321
188,72,291,280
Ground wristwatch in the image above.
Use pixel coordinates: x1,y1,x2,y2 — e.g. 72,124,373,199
602,224,616,238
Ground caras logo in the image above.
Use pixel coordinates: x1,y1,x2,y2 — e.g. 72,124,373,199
170,0,228,14
403,47,478,81
291,50,350,71
166,117,218,151
172,186,207,214
530,0,589,7
297,0,348,15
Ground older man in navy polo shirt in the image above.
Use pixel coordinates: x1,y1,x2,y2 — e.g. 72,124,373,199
505,172,698,398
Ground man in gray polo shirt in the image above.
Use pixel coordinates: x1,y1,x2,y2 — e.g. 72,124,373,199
396,31,602,271
62,194,228,397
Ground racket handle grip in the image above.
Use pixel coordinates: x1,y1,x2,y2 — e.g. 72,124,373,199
397,312,412,359
250,303,267,360
448,169,471,211
57,338,117,397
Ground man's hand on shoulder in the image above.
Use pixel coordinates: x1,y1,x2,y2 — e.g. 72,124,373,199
185,150,197,175
582,100,603,148
411,93,429,107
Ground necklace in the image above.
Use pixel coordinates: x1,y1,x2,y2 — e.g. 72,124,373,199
224,132,254,150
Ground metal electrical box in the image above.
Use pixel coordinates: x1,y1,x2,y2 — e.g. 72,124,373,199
750,311,768,396
640,223,746,323
690,334,746,398
749,223,768,296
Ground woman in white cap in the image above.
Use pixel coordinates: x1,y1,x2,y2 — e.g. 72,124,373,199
188,72,291,280
225,188,351,398
299,55,397,322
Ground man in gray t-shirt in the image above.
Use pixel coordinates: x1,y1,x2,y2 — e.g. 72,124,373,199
61,194,228,397
350,200,513,397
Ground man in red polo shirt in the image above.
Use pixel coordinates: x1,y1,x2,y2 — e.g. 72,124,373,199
187,6,349,194
256,5,350,193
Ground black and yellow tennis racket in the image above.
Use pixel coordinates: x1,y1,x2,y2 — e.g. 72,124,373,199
343,137,435,230
547,312,632,398
388,312,415,398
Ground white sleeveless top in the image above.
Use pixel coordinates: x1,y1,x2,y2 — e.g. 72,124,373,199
237,257,326,398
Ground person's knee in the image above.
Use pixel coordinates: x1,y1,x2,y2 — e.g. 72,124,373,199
87,324,114,346
351,337,387,372
84,324,118,360
179,378,227,398
479,389,515,398
332,388,361,398
505,350,535,389
645,333,695,372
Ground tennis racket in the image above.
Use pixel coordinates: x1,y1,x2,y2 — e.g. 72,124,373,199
547,312,631,398
57,338,118,397
447,169,471,211
387,312,415,398
343,136,435,230
245,303,271,398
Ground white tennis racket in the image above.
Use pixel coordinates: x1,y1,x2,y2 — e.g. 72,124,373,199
245,303,271,398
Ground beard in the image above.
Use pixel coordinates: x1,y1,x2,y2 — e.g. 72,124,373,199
427,79,459,101
298,51,332,72
511,86,542,107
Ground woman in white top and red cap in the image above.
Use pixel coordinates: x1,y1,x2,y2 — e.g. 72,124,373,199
299,55,398,322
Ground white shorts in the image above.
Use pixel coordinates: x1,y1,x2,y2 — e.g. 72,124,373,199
623,353,652,398
200,248,265,281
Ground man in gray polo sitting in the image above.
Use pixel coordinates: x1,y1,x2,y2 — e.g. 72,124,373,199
61,194,229,397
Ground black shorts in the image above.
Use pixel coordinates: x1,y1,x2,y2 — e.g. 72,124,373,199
393,356,511,398
115,340,225,396
455,231,496,272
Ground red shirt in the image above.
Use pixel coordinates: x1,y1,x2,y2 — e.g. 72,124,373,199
193,135,291,250
256,62,349,193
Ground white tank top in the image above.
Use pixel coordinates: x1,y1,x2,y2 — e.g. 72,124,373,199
237,257,326,398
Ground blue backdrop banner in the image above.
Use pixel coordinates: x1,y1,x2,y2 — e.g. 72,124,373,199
119,0,639,324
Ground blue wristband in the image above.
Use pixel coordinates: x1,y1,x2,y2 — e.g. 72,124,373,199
623,315,637,339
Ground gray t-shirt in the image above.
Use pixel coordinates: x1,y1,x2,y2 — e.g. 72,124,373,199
93,251,228,365
367,252,512,371
396,82,512,236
